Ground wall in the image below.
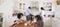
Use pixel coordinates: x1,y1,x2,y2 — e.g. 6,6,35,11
0,0,57,27
0,0,14,27
10,0,56,27
55,5,60,27
55,5,60,18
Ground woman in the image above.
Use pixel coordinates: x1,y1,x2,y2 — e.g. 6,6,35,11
17,13,26,21
12,13,24,27
14,13,26,24
35,15,44,27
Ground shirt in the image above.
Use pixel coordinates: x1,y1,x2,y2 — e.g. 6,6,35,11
25,9,31,16
15,16,26,24
20,16,26,21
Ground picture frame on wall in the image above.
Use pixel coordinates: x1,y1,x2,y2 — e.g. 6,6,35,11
43,2,52,11
19,3,22,9
30,1,39,10
19,3,26,10
29,1,40,15
23,3,26,10
12,10,19,16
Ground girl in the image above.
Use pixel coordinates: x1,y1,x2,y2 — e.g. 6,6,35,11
35,15,44,27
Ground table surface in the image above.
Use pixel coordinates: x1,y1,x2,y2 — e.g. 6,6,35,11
9,21,37,27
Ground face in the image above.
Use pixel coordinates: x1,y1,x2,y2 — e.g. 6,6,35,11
20,15,23,18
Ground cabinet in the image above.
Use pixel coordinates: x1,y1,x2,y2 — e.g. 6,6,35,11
57,0,60,5
0,13,3,27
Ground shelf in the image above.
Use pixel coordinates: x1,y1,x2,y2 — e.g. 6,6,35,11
0,18,3,22
0,22,3,27
0,22,3,24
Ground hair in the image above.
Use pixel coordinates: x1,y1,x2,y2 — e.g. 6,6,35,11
41,7,45,10
17,13,23,19
35,15,42,21
30,14,33,16
29,14,33,21
52,15,55,17
28,7,31,9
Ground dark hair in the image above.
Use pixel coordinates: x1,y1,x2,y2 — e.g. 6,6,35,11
41,7,45,10
52,15,55,17
28,7,31,9
35,15,42,21
30,14,33,16
29,14,33,21
17,13,23,19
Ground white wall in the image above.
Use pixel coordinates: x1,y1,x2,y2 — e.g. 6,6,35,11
0,0,14,27
56,5,60,18
55,5,60,27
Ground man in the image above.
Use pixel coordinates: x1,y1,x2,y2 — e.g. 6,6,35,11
25,7,31,16
40,7,45,18
25,7,32,20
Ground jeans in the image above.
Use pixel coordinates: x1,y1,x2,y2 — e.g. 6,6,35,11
26,15,30,21
37,20,43,27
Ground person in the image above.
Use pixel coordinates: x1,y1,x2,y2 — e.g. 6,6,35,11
40,7,46,22
35,15,44,27
41,7,45,10
26,14,34,25
40,7,45,17
12,13,26,27
25,7,32,20
17,13,26,21
25,7,31,16
28,14,34,21
15,13,26,24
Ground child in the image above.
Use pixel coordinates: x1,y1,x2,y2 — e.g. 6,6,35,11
35,15,44,27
